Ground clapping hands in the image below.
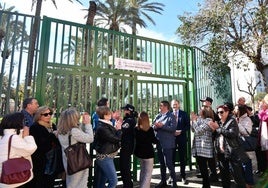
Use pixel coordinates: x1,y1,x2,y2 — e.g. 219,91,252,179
208,121,219,131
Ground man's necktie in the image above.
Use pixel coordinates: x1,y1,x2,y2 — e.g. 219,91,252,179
174,110,178,123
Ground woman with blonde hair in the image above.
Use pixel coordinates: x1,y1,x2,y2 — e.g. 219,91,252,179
57,108,93,188
257,98,268,173
29,106,59,187
134,111,158,188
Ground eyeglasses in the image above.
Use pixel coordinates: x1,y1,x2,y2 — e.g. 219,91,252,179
41,112,53,117
217,111,224,114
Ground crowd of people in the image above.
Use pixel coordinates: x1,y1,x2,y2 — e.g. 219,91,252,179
0,95,267,188
190,96,268,188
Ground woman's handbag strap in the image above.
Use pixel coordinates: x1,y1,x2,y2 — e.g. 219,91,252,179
68,134,72,146
223,119,233,129
7,135,14,160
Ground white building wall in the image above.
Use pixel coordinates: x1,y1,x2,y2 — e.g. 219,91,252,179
229,53,265,105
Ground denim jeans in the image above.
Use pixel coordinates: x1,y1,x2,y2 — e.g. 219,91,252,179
139,158,154,188
93,161,107,188
95,157,117,188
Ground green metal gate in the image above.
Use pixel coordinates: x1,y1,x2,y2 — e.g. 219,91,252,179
36,16,196,118
36,16,196,184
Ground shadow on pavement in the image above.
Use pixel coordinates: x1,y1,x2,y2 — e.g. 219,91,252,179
117,169,268,188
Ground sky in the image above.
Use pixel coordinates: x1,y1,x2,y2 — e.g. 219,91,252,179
1,0,202,44
79,0,202,43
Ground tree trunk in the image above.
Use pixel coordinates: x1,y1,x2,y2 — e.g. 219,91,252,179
83,1,96,67
82,1,96,100
26,0,42,97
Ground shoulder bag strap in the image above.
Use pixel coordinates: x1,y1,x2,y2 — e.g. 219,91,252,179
223,119,233,129
243,127,250,135
7,135,14,160
68,134,71,146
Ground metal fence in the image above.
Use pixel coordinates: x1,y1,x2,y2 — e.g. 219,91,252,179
0,10,231,186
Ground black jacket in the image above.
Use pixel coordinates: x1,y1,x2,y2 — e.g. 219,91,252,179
94,120,121,154
215,115,249,163
121,114,136,151
134,127,158,159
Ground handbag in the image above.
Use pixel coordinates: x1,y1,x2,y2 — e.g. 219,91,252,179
250,127,258,138
230,145,250,163
64,135,92,175
239,127,257,151
239,135,257,151
1,135,32,184
44,144,64,175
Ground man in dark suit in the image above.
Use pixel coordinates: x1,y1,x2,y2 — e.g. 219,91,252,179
153,100,178,188
170,99,190,185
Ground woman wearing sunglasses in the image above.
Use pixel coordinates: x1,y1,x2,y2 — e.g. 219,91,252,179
209,104,249,188
28,106,61,188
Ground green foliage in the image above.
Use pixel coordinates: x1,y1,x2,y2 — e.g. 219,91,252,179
0,5,30,59
254,92,267,102
255,170,268,188
176,0,268,84
95,0,164,34
201,35,232,100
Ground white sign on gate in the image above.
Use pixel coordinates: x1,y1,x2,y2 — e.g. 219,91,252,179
113,57,152,73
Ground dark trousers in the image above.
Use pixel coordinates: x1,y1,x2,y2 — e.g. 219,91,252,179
208,156,218,176
217,153,246,188
119,149,133,188
24,173,55,188
157,143,177,183
255,146,267,172
208,137,218,176
174,139,186,178
196,156,211,188
242,159,254,185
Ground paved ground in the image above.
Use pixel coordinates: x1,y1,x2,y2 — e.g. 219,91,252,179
117,167,268,188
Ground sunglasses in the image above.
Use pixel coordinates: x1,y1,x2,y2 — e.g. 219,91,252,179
41,112,53,117
217,111,224,114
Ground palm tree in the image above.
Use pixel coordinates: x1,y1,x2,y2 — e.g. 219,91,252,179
125,0,164,63
95,0,130,32
27,0,44,97
95,0,164,35
94,0,130,99
126,0,164,103
82,1,96,103
127,0,164,35
28,0,83,98
0,4,30,105
84,1,97,67
95,0,164,103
